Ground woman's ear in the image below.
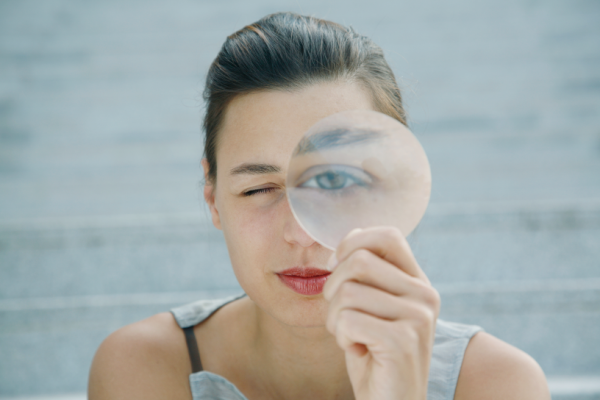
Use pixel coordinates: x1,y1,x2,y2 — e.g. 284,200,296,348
201,158,222,230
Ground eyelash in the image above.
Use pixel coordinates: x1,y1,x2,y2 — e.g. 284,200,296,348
244,187,277,196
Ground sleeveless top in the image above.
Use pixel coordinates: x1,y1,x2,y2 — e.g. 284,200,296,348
170,293,482,400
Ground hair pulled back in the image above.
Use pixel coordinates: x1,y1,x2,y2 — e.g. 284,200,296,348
203,12,407,184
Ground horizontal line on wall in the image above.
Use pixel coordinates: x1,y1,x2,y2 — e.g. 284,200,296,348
425,198,600,216
0,289,242,312
0,212,211,232
434,277,600,294
0,198,599,233
547,375,600,396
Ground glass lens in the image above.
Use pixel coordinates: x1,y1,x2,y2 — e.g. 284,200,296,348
286,110,431,250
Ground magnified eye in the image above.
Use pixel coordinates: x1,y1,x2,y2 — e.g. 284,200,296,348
298,165,372,190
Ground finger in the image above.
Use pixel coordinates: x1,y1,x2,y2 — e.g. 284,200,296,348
326,228,362,270
326,281,435,334
335,226,428,282
326,282,400,333
333,309,391,353
323,248,430,301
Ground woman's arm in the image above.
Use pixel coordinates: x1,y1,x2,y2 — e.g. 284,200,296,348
88,312,192,400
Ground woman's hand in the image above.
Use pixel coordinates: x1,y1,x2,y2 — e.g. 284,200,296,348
323,227,440,400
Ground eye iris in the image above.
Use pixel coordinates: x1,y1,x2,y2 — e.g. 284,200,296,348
316,171,347,189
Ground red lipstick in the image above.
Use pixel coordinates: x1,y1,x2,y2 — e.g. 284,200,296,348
276,267,331,296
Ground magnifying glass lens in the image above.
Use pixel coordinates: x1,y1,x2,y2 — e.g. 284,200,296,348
286,110,431,250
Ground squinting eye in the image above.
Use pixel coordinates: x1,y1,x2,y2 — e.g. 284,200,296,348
298,165,372,190
244,187,277,196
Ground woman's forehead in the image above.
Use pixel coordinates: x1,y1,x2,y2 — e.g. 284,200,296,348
216,82,375,172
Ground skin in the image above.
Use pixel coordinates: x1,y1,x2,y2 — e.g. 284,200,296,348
88,81,550,400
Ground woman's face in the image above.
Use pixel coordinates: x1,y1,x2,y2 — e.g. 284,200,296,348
204,81,375,327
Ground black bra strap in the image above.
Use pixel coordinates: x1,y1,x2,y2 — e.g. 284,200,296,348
183,326,203,373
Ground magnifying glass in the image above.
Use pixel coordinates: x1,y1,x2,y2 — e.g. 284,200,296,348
286,110,432,250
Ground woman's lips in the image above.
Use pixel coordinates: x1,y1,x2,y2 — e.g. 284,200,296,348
276,267,331,296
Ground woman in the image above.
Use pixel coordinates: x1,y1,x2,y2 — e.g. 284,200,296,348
89,12,550,400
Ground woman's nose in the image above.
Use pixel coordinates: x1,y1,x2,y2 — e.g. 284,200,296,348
282,206,316,247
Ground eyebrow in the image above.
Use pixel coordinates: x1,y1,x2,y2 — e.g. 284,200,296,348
293,128,384,156
230,163,281,176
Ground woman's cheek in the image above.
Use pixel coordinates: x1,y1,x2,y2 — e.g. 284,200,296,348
221,195,284,284
235,195,282,242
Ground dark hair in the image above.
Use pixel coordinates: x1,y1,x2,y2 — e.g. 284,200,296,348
203,12,407,184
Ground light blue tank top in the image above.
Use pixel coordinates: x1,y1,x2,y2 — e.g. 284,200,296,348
171,293,482,400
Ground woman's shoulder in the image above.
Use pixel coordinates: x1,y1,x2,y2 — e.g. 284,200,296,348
454,330,550,400
88,294,248,400
88,312,192,400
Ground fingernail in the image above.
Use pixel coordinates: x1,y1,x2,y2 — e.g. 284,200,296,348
326,253,338,271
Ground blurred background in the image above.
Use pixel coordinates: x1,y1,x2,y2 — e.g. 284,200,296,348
0,0,599,399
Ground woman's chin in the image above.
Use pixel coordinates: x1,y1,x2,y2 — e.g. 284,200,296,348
277,297,329,328
249,287,330,329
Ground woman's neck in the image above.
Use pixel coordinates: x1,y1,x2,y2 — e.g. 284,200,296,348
240,297,354,400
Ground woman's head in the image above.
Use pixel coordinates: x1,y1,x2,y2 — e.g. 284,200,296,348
202,13,407,327
203,12,407,185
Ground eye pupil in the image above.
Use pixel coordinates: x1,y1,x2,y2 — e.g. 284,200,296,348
316,172,347,189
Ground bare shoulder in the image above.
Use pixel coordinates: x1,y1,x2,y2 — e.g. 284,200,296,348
88,312,191,400
454,331,550,400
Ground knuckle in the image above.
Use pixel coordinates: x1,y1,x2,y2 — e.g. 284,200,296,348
423,286,441,309
338,281,358,304
337,309,356,330
351,257,372,280
418,307,436,328
382,226,405,245
349,249,371,266
401,301,436,330
412,304,436,330
410,278,428,292
411,280,441,310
